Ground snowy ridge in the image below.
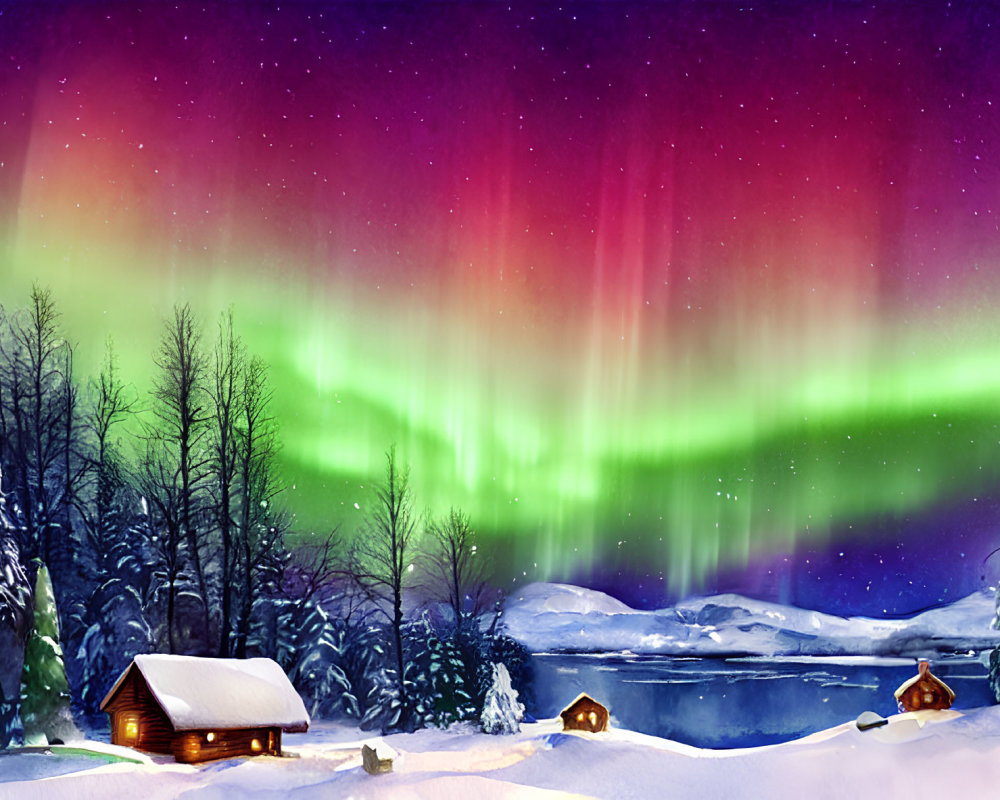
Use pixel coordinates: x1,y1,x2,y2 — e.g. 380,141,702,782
501,582,1000,656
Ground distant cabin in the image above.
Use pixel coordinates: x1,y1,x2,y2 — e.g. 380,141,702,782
894,660,955,712
100,654,309,763
560,693,609,733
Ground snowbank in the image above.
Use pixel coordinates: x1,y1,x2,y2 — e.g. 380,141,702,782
4,710,1000,799
501,582,1000,656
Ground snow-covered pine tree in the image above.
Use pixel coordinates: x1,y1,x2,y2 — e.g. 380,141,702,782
0,481,31,749
405,615,477,729
275,600,370,720
480,661,524,735
71,528,154,719
19,562,82,745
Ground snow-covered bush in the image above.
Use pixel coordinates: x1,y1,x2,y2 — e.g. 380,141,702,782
481,661,524,734
484,630,533,710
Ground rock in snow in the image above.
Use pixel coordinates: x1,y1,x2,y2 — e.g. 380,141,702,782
855,711,889,731
361,741,396,774
501,582,1000,656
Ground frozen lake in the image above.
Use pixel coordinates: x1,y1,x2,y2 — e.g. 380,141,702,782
528,652,994,748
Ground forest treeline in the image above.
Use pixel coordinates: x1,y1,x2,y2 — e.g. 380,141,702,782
0,285,528,746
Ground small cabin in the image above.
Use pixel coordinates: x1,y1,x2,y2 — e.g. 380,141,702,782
560,693,609,733
100,654,309,763
894,660,955,712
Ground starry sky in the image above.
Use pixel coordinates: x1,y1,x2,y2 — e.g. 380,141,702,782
2,1,1000,616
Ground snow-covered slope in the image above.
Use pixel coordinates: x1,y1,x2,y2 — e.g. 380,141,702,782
5,711,1000,799
501,582,1000,656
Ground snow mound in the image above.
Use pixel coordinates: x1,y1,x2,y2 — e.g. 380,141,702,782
501,583,1000,656
506,582,634,615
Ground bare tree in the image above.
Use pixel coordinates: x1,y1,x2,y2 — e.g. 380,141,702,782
146,303,212,647
77,338,137,573
232,353,287,658
135,437,184,653
210,309,244,655
349,446,418,726
0,286,75,569
285,529,347,608
424,508,490,630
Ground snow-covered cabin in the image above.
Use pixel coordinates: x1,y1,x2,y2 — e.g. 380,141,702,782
560,693,609,733
100,654,309,763
893,660,955,712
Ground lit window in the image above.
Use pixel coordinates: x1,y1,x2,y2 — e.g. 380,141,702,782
206,732,216,743
121,713,139,742
577,713,585,722
924,693,934,704
251,738,262,752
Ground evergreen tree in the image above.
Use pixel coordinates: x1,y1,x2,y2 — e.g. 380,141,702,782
19,562,80,745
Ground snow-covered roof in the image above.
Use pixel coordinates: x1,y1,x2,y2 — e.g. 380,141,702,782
560,693,607,714
102,654,310,732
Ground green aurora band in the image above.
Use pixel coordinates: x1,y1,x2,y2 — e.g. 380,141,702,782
3,1,1000,602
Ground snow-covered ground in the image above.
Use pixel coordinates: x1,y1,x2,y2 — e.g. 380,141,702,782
501,582,1000,656
4,709,1000,799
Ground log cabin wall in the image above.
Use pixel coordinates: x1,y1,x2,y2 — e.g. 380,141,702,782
560,697,610,733
104,668,175,754
898,680,952,711
172,726,282,763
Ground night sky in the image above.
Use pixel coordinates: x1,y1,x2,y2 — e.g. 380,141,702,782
3,1,1000,616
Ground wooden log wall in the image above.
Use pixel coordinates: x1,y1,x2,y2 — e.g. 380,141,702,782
173,726,282,763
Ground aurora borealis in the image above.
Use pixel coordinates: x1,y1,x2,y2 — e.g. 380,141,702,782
3,1,1000,615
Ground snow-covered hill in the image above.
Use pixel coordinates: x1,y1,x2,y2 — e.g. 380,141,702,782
500,582,1000,656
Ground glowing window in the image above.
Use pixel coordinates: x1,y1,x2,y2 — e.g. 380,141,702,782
206,732,216,743
589,712,598,728
251,738,262,752
923,693,935,704
121,713,139,742
576,713,584,722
